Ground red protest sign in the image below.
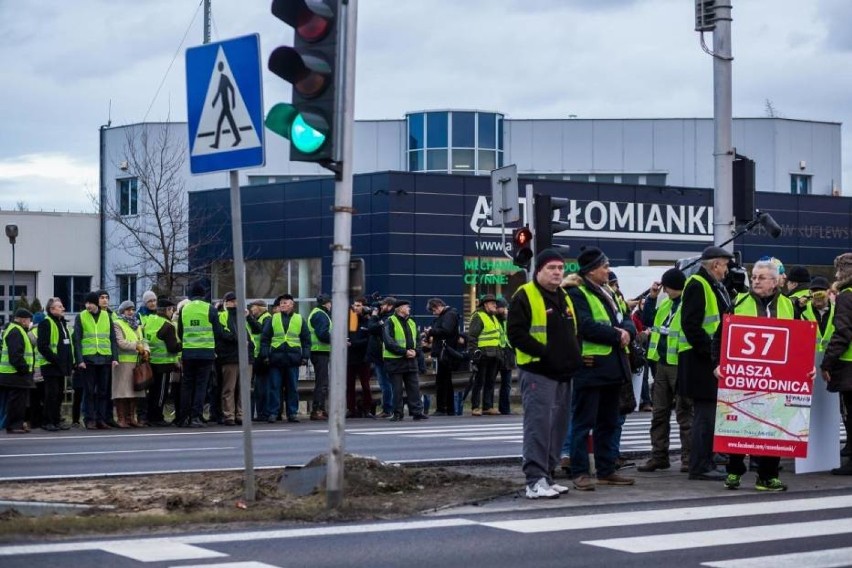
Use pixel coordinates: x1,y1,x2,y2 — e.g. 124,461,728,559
713,314,817,458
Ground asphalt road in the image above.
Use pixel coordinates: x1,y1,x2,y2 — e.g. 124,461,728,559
0,413,677,481
1,488,850,568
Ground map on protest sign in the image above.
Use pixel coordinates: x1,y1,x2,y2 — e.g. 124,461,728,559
713,315,817,458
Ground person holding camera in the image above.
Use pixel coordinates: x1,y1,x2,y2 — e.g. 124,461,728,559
367,296,396,418
425,297,461,416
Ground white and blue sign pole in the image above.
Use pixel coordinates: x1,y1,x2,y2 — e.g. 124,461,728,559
186,33,265,502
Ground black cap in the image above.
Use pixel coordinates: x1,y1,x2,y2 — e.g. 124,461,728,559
223,291,237,302
700,246,735,260
661,268,686,291
535,248,566,274
84,291,99,305
14,308,33,319
316,293,332,305
250,298,268,307
393,299,411,308
787,266,811,284
496,298,507,308
274,294,294,305
96,289,109,298
607,271,618,283
157,296,176,308
479,294,497,305
809,276,829,291
577,246,608,275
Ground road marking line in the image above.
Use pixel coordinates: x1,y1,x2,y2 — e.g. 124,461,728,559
0,447,235,459
174,562,280,568
456,436,523,441
582,518,852,553
701,546,852,568
0,518,478,556
482,495,852,534
100,541,227,562
0,429,291,442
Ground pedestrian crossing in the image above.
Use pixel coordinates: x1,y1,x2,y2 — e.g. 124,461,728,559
486,494,852,567
345,413,847,454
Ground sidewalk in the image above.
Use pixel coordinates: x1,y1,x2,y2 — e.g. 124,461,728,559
431,457,852,516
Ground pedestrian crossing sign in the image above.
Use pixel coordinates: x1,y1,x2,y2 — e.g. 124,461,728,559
185,34,265,174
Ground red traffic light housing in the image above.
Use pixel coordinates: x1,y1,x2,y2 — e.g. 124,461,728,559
513,226,534,269
266,0,339,168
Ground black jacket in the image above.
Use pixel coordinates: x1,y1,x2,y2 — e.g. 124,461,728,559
565,275,635,387
215,307,255,365
427,306,460,360
151,316,182,374
348,310,371,365
37,314,73,377
367,307,394,364
822,281,852,392
508,280,581,382
260,311,311,368
678,266,733,401
382,314,421,374
73,309,119,366
177,296,225,361
0,322,35,388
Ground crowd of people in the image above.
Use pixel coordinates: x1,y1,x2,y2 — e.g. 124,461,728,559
1,248,850,500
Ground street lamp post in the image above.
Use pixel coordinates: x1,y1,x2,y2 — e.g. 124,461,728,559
5,224,18,312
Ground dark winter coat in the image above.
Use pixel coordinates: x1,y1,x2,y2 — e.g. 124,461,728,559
0,322,35,388
427,306,460,361
260,312,311,368
565,275,635,388
382,313,421,375
507,278,581,383
37,314,73,378
366,307,394,365
215,307,255,365
348,310,371,365
677,266,733,402
73,308,119,366
822,278,852,392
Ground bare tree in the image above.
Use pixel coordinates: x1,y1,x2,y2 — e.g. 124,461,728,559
764,99,782,118
102,123,222,297
15,200,28,211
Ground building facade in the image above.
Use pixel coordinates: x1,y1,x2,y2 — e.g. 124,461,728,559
102,111,842,301
0,211,99,324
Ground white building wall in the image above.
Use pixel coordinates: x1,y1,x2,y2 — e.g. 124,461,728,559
0,210,98,317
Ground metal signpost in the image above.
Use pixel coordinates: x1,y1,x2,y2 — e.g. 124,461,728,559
185,33,265,501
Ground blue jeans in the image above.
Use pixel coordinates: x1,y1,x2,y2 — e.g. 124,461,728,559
373,362,393,414
267,366,300,419
82,363,112,424
498,368,513,414
0,389,6,429
560,392,578,457
570,383,621,479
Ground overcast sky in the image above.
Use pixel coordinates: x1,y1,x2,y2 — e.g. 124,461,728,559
1,0,850,212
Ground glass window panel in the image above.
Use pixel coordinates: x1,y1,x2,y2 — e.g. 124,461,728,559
54,276,70,313
0,285,4,295
569,174,589,182
497,116,504,150
408,150,424,171
408,113,424,150
497,151,504,168
595,174,615,184
452,112,475,147
451,149,475,171
73,276,91,312
426,112,448,148
426,149,448,171
620,174,640,185
478,113,496,149
645,174,667,186
478,150,496,172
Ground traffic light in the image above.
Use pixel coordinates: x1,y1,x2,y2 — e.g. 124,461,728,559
533,193,571,253
733,153,755,222
512,226,533,269
265,0,339,168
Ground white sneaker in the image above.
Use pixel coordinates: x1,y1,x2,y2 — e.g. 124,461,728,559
550,481,570,494
525,477,560,499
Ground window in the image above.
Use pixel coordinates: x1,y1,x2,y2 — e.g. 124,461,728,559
451,149,475,171
118,177,138,216
426,149,448,171
645,174,667,186
117,275,137,304
452,112,475,147
426,112,448,148
478,150,496,172
791,174,811,195
408,150,424,171
408,113,424,150
54,275,92,313
478,113,497,149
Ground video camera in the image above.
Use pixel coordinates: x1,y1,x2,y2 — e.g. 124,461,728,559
676,252,749,298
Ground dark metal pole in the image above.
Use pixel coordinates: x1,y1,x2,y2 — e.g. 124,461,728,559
10,242,15,311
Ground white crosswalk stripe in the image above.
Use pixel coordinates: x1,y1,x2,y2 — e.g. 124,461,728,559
344,414,847,453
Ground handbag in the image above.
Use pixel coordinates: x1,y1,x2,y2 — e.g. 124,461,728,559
133,356,153,391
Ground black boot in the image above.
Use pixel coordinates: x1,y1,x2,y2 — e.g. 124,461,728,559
831,460,852,476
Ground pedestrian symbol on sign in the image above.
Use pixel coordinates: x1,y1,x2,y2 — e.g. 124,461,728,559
190,46,260,158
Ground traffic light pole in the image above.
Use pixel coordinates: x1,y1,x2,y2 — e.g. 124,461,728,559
712,0,734,250
326,0,358,510
525,184,535,282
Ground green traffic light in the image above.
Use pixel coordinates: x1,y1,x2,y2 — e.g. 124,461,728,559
265,103,326,154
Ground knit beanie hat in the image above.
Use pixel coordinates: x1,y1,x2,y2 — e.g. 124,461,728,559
535,248,565,274
118,300,135,314
834,252,852,283
787,266,810,284
142,290,157,303
84,291,100,305
577,246,608,275
660,268,686,291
